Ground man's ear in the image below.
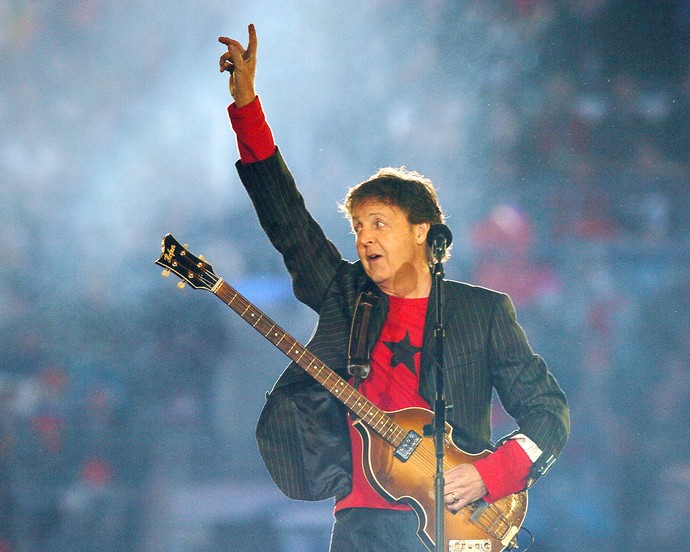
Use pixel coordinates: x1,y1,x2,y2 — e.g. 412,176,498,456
416,222,431,245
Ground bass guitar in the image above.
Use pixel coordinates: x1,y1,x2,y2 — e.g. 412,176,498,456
155,233,527,551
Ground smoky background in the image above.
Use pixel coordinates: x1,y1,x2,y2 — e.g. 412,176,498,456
1,1,688,550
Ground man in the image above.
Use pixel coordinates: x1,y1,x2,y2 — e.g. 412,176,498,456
219,25,569,552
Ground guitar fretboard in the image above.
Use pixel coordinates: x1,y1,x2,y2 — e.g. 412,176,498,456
213,279,407,448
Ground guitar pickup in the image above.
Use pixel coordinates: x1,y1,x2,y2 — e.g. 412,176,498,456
393,430,422,462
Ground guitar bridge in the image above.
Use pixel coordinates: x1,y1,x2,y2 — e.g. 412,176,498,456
393,430,422,461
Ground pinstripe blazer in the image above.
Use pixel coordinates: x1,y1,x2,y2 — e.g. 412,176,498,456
237,149,569,501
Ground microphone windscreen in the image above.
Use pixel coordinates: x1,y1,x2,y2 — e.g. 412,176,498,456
426,223,453,247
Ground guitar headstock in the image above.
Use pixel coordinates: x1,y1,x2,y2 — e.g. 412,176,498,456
155,234,218,291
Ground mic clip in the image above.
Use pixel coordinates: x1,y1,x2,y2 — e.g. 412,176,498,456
347,363,371,380
431,236,448,263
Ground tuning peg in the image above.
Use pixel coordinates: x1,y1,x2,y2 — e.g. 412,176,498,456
161,269,171,278
177,281,186,289
198,254,206,261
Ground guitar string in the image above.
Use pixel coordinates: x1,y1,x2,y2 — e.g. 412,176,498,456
213,278,511,537
203,276,454,472
193,269,516,540
166,247,517,541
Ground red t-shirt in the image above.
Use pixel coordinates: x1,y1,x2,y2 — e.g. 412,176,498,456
336,295,430,512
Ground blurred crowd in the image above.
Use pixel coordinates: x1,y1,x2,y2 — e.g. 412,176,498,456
1,1,688,550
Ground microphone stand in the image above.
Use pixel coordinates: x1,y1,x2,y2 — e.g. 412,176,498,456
429,244,447,552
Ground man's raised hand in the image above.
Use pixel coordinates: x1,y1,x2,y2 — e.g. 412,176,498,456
218,24,257,108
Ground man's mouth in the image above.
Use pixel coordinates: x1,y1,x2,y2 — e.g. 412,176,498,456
367,254,382,261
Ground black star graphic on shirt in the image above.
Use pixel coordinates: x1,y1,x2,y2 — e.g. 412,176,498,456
383,331,422,376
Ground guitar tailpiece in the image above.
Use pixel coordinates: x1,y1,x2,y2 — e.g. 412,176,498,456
448,540,491,551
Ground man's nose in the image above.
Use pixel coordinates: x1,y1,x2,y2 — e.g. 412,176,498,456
357,228,374,246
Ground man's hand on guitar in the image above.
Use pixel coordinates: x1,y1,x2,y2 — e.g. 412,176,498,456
444,463,488,512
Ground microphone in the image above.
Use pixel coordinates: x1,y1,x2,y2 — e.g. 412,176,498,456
427,223,453,262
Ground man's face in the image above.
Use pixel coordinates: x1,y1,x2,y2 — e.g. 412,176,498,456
351,200,430,297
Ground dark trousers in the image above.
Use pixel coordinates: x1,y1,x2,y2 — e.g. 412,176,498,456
329,508,429,552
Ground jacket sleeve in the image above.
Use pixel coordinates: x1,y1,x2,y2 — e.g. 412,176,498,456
236,149,343,312
488,293,570,481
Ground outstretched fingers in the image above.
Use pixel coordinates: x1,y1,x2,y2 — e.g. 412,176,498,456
218,24,256,74
246,23,257,57
218,36,245,53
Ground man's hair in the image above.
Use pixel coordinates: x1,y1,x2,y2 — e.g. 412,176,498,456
340,167,444,226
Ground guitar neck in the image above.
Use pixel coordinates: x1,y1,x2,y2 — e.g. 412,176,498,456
212,279,406,448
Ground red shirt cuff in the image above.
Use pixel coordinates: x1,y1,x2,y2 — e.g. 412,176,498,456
227,95,276,164
473,439,532,503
